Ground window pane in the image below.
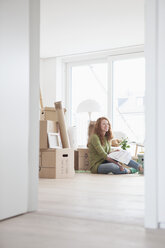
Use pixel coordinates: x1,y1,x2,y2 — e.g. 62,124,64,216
112,57,145,143
71,63,108,146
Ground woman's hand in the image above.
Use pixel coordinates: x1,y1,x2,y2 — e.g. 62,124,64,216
106,156,116,163
117,162,125,171
106,156,124,171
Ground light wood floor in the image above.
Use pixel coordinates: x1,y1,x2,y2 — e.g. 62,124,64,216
0,173,165,248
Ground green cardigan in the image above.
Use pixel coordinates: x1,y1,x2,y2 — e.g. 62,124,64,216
88,134,111,174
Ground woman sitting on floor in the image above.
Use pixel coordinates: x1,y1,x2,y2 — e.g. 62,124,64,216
88,117,143,174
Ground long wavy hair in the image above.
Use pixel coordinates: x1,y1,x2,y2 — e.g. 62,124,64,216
94,117,113,145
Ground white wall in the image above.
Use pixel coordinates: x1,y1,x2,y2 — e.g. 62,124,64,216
40,0,144,112
40,58,57,107
40,57,64,107
0,0,39,219
40,0,144,57
40,0,144,108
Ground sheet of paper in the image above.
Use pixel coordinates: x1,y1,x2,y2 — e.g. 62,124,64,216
108,150,131,165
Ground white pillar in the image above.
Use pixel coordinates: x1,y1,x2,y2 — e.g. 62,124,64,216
157,0,165,228
145,0,165,228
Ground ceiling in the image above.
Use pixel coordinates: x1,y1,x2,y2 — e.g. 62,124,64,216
40,0,144,58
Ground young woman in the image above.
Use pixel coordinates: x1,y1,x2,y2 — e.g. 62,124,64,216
88,117,143,174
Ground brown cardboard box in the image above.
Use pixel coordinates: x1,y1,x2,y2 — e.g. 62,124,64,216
39,148,75,179
40,107,66,122
39,120,58,149
74,150,78,170
39,167,55,179
40,107,58,122
40,120,48,149
77,148,90,170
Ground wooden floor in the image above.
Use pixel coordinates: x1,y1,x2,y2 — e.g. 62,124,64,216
0,173,165,248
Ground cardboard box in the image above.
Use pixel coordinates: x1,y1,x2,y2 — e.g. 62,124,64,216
40,107,66,122
74,150,78,170
39,120,58,149
39,167,55,179
77,148,90,170
39,148,75,179
40,107,58,122
40,120,48,149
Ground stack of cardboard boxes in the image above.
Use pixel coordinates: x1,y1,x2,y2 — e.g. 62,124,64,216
39,113,75,178
40,106,91,177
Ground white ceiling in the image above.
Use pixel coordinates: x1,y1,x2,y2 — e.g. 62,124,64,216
40,0,144,58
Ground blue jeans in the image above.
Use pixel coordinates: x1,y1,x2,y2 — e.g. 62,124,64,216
97,159,140,174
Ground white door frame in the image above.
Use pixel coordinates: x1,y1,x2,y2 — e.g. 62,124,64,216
28,0,40,212
37,0,160,228
144,0,158,229
29,0,161,229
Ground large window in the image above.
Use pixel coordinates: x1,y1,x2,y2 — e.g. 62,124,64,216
112,57,145,143
66,50,145,148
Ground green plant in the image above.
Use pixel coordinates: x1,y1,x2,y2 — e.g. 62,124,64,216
120,137,130,150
